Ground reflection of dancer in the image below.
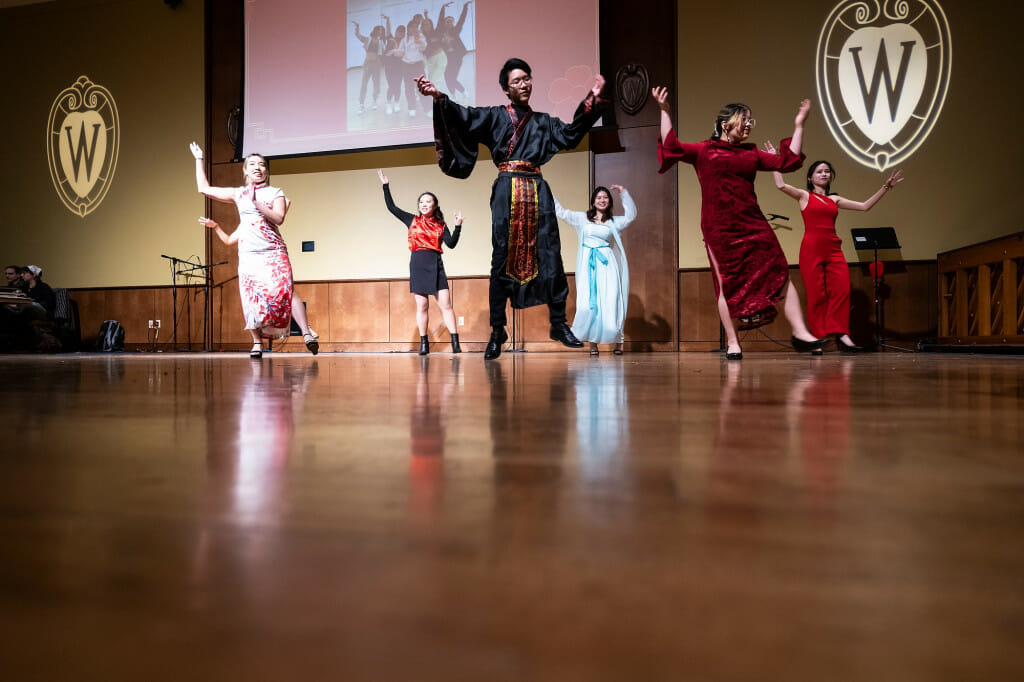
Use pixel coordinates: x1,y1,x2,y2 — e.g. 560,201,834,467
381,20,405,115
421,16,447,90
416,58,607,360
653,86,823,360
400,22,428,117
438,1,471,100
378,169,463,355
554,185,637,355
353,21,386,114
768,155,905,351
190,143,318,358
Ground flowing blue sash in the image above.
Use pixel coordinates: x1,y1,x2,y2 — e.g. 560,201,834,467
586,245,610,312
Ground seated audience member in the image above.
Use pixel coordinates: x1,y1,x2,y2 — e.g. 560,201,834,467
5,265,26,291
22,265,56,319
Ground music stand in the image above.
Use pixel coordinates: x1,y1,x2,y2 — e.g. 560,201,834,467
850,227,902,352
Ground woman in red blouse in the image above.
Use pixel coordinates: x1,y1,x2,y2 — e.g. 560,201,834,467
379,169,463,354
653,86,825,360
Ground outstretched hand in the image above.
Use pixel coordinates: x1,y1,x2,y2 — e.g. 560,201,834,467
414,74,441,99
610,184,625,193
453,210,463,226
795,98,812,127
189,141,203,160
652,86,670,113
198,217,218,229
885,169,905,189
377,169,389,184
763,140,777,154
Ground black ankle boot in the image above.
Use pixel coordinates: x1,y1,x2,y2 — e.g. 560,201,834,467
419,335,429,355
484,327,508,360
450,333,462,353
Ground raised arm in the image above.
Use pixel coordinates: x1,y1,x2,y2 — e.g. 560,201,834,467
199,217,238,246
764,141,805,201
653,86,673,141
788,99,811,158
836,169,905,212
378,169,415,225
353,21,368,46
190,142,235,202
443,210,463,248
611,185,638,228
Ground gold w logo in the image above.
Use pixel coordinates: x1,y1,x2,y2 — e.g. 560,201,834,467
47,76,120,217
816,1,951,171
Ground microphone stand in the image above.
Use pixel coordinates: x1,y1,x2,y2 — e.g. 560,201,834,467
178,260,228,351
162,255,227,351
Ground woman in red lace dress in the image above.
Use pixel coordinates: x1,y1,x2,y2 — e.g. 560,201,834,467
653,87,824,359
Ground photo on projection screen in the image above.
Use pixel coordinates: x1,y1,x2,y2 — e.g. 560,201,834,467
243,0,599,157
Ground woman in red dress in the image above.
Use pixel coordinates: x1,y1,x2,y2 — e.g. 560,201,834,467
653,86,824,359
769,157,904,351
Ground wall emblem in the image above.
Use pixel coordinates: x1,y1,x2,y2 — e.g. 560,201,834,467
615,64,649,116
47,75,120,217
816,0,951,171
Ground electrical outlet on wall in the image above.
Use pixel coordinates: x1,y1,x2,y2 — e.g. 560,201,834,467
458,316,464,326
148,320,154,328
154,320,161,328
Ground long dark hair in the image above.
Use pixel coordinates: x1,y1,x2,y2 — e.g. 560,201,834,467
586,186,614,223
806,160,836,194
711,103,750,140
418,192,445,224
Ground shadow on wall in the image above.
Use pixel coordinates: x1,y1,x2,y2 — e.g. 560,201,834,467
623,293,671,351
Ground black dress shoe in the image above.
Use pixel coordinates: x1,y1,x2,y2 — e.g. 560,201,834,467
837,339,865,353
550,323,584,348
725,351,743,360
484,328,508,360
791,336,827,353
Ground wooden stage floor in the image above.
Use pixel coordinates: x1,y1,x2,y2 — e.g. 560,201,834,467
1,350,1022,680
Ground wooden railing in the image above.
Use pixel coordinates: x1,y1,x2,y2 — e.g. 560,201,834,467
938,232,1024,344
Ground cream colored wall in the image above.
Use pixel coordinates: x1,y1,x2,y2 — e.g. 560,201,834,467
274,149,591,281
0,0,204,288
675,1,1024,268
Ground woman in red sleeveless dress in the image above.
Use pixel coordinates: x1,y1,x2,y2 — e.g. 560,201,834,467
769,156,904,351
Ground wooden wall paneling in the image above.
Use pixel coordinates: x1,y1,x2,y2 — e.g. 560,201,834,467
104,288,154,345
294,281,329,342
596,0,678,349
677,270,720,350
389,280,423,349
329,281,390,346
72,289,108,348
448,278,490,346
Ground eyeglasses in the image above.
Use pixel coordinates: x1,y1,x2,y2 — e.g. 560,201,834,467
741,117,756,129
508,76,532,88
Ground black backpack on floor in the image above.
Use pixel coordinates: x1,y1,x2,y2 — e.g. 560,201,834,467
97,320,125,352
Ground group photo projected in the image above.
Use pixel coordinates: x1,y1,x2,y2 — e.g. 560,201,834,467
244,0,598,157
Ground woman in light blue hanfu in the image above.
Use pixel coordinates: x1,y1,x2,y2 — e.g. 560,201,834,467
554,185,637,356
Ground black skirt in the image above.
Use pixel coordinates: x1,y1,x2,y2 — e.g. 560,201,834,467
409,250,448,295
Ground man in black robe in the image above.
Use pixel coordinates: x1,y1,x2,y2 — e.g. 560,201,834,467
416,58,606,359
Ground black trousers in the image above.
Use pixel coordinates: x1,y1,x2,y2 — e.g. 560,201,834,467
488,277,566,328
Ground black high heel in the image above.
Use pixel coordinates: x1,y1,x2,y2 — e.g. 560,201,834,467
837,338,865,353
450,333,462,353
418,335,429,355
791,336,826,354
